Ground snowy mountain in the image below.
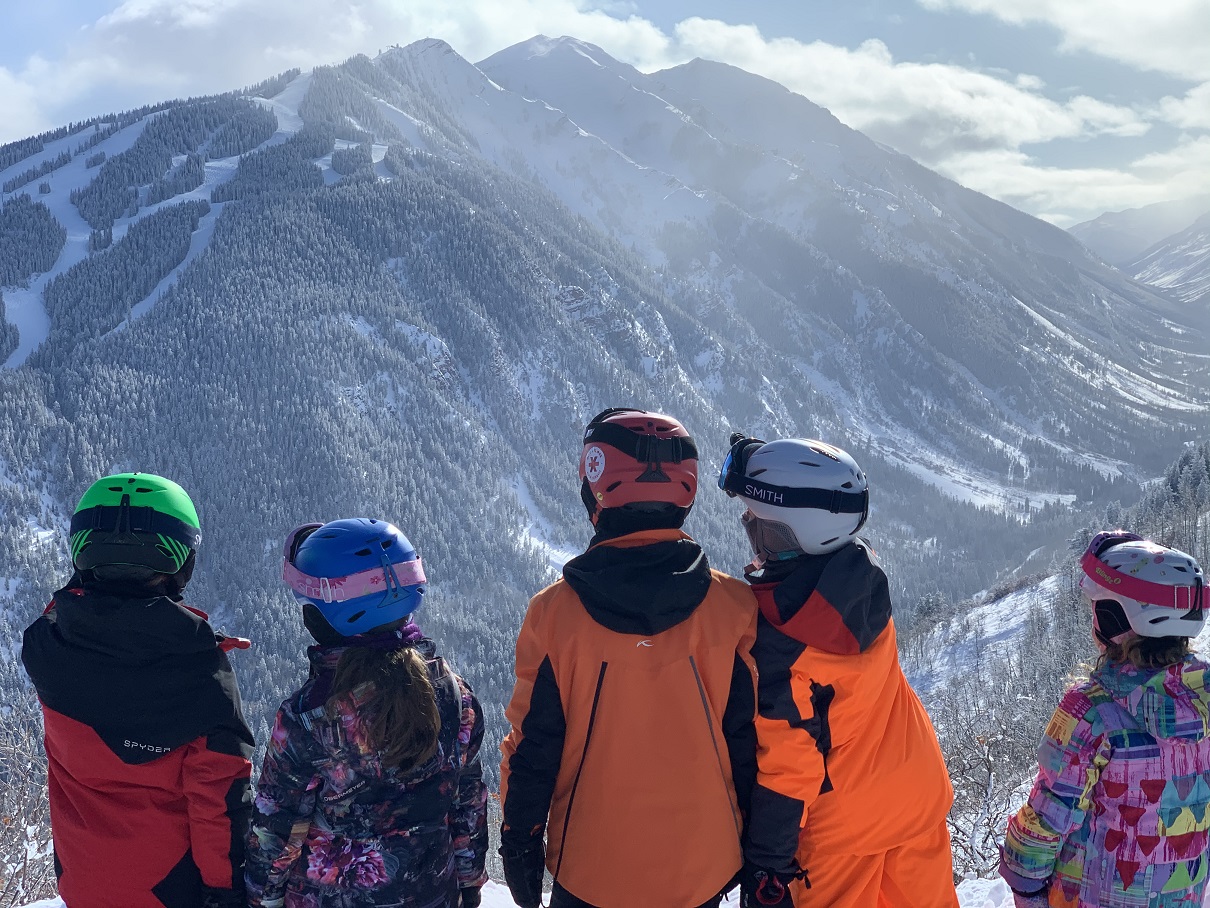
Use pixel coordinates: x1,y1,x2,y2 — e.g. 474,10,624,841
1128,211,1210,304
2,34,1210,904
1069,195,1210,268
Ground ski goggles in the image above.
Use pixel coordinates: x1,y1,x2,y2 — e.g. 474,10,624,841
1080,530,1202,612
281,522,426,604
717,433,767,497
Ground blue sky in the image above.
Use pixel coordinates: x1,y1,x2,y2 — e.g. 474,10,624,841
1,0,1207,226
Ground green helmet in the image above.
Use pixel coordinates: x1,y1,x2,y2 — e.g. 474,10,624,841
69,472,202,573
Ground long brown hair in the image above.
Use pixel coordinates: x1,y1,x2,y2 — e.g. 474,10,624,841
327,645,442,772
1098,635,1192,672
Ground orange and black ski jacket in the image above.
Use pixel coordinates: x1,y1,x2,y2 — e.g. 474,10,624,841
21,583,254,908
500,528,758,908
744,541,952,874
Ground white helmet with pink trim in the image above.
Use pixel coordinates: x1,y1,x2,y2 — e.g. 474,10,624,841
1080,531,1205,646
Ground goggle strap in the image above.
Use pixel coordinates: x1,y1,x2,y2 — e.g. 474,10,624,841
70,505,200,548
583,421,698,464
283,557,426,603
1081,551,1199,611
721,473,869,513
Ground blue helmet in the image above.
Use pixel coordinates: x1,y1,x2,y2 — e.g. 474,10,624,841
283,518,426,638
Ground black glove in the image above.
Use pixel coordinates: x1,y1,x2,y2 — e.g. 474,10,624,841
500,839,545,908
740,865,806,907
459,887,483,908
200,886,245,908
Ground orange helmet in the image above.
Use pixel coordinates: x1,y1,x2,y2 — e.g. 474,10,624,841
579,408,698,525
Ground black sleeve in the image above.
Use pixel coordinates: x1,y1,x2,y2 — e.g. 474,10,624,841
723,651,757,818
501,654,567,849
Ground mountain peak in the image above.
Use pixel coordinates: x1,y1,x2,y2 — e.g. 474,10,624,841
478,34,623,74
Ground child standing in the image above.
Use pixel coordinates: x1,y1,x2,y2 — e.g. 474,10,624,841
499,408,758,908
245,518,488,908
21,472,254,908
717,435,957,908
1000,531,1209,908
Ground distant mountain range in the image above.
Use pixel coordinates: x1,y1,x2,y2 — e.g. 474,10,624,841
1069,195,1210,305
1,35,1207,824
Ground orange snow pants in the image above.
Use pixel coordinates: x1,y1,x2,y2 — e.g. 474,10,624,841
792,820,959,908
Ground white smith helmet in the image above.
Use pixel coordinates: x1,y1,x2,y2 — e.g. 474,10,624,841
1080,531,1205,645
718,435,869,561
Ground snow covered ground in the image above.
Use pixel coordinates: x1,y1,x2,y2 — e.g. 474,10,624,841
12,877,1024,907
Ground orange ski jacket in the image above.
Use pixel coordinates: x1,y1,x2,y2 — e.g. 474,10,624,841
744,541,953,873
500,528,759,908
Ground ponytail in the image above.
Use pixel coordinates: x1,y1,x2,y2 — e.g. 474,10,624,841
1097,634,1192,671
327,645,442,772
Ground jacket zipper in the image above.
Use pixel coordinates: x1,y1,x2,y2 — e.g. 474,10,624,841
553,660,608,883
689,655,743,842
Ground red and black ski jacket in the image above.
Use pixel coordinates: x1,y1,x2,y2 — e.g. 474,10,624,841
21,583,254,908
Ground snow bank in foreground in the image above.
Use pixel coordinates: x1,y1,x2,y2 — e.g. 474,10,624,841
27,876,1209,906
11,876,1030,907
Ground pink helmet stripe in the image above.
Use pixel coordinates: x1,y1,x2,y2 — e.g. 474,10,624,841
1080,551,1198,611
282,557,426,603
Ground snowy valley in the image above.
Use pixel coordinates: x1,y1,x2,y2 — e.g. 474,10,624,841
2,32,1209,907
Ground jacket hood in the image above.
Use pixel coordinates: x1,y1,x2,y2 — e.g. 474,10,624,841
562,528,712,635
1093,656,1210,741
749,540,891,654
21,585,251,763
44,586,221,661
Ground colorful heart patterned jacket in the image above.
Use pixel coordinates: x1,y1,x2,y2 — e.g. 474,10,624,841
1001,655,1210,907
245,625,488,908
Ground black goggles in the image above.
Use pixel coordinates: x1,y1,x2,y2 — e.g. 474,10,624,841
717,432,869,516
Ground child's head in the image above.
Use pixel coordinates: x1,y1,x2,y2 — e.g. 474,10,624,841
69,472,202,597
282,517,439,771
282,517,426,644
578,408,698,536
1080,531,1204,667
717,435,869,566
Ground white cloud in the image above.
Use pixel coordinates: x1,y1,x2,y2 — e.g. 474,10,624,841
0,0,673,144
942,139,1210,227
666,19,1149,159
0,67,50,140
1158,82,1210,129
916,0,1210,81
0,0,1202,226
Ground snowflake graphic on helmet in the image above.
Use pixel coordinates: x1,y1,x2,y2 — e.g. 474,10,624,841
584,446,606,483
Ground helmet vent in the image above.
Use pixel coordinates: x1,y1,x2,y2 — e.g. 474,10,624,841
380,539,393,550
355,548,373,557
1174,565,1189,573
136,487,153,493
750,468,767,477
606,481,622,492
841,481,853,489
799,461,822,467
820,536,839,545
347,611,366,624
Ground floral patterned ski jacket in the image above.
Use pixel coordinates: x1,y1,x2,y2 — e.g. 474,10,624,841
1001,655,1210,908
246,625,488,908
